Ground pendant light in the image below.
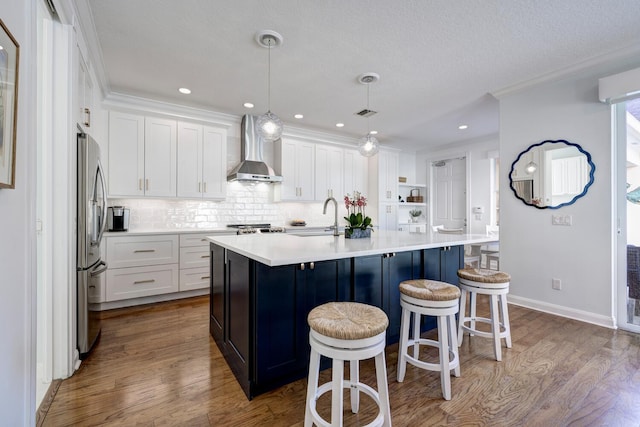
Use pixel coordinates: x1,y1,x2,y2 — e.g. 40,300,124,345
357,73,380,157
525,150,537,174
255,30,284,142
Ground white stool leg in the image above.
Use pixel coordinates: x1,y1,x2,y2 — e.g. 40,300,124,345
489,294,502,361
500,293,512,348
397,306,410,382
331,359,345,426
304,347,321,427
447,313,460,378
437,315,451,400
469,290,477,336
374,350,392,427
412,311,421,358
349,360,359,413
457,287,467,346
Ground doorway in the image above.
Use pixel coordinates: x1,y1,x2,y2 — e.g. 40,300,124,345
619,98,640,331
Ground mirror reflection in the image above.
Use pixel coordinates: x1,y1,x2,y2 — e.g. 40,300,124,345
509,139,595,209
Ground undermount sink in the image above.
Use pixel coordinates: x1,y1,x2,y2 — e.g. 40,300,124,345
289,231,343,237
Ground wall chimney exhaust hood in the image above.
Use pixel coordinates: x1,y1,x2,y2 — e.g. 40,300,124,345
227,115,283,183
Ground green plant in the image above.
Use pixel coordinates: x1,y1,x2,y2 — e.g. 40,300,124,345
343,192,373,231
409,209,422,218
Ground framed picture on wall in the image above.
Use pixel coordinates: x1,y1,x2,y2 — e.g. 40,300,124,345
0,18,19,189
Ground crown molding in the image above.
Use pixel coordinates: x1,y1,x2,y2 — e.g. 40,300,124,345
492,42,640,99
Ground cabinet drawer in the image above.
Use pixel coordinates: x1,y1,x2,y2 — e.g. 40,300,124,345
180,232,235,247
106,235,178,268
180,246,210,269
179,267,210,291
180,233,211,247
106,264,179,301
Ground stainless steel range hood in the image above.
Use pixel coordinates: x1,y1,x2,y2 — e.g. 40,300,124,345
227,115,283,183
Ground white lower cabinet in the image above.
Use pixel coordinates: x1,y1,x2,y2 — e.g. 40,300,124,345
106,264,179,301
105,234,180,302
178,232,215,291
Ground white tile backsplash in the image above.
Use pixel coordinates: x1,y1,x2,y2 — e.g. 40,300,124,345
109,182,337,230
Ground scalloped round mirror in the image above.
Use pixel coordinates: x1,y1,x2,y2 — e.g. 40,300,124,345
509,139,595,209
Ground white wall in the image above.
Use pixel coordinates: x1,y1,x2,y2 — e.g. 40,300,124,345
499,59,640,326
0,0,37,424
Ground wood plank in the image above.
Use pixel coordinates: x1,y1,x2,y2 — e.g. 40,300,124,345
43,296,640,426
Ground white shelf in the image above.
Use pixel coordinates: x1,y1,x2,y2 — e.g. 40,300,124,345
398,221,427,225
399,202,426,207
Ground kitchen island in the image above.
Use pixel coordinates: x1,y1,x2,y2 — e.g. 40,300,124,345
207,230,494,399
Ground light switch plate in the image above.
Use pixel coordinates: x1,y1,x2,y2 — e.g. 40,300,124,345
552,214,573,226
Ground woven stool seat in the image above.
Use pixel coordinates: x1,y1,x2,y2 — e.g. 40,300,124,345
399,279,461,301
457,267,510,284
308,301,388,341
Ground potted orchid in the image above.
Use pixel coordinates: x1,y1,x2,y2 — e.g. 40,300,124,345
343,191,373,238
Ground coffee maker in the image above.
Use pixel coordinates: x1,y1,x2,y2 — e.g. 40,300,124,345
107,206,130,231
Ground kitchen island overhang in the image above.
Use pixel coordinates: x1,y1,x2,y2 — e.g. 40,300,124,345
206,230,495,266
206,230,496,399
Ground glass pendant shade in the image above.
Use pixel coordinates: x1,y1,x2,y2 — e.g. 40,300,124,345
358,134,380,157
256,111,283,142
525,161,537,174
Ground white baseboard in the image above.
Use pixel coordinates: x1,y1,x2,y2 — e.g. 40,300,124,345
95,288,209,311
507,295,616,329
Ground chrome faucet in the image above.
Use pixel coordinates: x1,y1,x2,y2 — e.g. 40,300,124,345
323,197,340,236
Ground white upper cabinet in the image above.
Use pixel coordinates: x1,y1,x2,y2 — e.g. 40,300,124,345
367,150,400,230
76,48,93,131
343,148,368,198
108,112,177,197
108,112,145,197
275,137,315,201
315,144,344,201
144,117,177,197
177,122,227,199
176,122,203,199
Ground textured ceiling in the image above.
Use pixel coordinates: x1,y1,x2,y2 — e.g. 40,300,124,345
83,0,640,151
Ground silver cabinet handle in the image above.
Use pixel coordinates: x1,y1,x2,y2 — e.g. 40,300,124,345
134,249,156,253
204,182,207,193
145,179,149,191
200,238,207,242
201,255,210,258
199,182,202,192
139,178,143,191
310,262,314,270
84,108,91,127
300,263,305,271
201,276,210,280
134,279,155,284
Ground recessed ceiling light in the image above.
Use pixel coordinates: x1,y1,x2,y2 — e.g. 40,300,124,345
458,124,468,130
178,87,191,94
0,46,4,50
336,123,344,128
369,130,378,135
294,114,304,119
243,102,254,108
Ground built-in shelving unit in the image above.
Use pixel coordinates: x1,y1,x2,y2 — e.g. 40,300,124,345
398,183,427,231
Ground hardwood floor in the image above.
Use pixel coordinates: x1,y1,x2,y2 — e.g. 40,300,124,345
42,296,640,426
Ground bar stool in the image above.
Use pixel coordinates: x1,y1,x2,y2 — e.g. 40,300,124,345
397,279,461,401
457,268,512,362
304,302,392,427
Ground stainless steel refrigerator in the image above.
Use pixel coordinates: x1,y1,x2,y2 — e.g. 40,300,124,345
77,132,108,358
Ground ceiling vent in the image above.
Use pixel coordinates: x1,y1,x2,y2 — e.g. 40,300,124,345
355,109,377,117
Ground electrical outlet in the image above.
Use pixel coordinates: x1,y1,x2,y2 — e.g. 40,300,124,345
552,278,562,290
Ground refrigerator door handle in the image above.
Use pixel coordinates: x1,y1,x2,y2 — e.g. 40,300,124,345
95,161,108,245
90,260,108,277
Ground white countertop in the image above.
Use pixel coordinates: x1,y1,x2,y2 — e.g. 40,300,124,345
207,230,497,266
104,228,233,237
